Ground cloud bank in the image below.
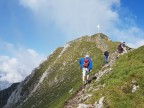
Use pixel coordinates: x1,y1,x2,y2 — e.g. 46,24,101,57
19,0,144,48
0,40,45,83
19,0,120,37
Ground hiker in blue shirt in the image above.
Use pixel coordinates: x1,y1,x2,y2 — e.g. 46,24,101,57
79,55,92,85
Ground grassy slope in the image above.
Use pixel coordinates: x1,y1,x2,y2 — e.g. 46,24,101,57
12,34,122,108
14,47,64,107
17,36,105,108
87,46,144,108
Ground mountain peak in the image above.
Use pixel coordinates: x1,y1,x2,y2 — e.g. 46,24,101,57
2,33,144,108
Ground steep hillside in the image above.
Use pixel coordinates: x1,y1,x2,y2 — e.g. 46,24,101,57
3,33,120,108
97,45,144,108
65,45,144,108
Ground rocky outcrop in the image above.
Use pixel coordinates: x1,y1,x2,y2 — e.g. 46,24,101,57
0,83,19,108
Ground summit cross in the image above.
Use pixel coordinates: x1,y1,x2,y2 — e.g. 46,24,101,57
97,24,100,33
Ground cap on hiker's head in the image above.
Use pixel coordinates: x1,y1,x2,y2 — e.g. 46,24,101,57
85,55,89,57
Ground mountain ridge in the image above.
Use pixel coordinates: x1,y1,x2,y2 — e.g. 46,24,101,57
3,33,107,108
2,33,144,108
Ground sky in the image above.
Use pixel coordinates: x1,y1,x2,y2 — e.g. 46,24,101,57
0,0,144,84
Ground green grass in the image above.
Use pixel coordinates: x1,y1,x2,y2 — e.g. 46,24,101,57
2,33,144,108
21,47,63,93
87,45,144,108
13,35,107,108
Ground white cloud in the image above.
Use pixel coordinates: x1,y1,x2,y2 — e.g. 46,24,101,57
19,0,120,37
0,41,45,83
19,0,144,48
127,40,144,48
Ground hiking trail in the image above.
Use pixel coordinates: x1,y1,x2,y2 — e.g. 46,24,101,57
64,51,118,108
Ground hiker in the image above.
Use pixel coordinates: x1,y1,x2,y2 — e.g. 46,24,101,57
117,42,124,57
104,50,109,64
79,55,92,85
121,42,127,54
117,42,127,57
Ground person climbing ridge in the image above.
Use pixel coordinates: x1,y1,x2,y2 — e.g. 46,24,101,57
79,55,93,85
104,50,109,64
117,42,127,58
121,42,127,54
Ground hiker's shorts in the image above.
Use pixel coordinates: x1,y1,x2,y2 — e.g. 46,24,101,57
82,68,90,81
82,68,89,75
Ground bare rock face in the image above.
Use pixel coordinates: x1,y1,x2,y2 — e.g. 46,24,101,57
94,97,105,108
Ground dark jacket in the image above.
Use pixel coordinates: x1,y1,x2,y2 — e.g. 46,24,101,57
104,51,109,57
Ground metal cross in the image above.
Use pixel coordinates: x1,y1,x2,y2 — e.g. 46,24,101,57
97,24,100,33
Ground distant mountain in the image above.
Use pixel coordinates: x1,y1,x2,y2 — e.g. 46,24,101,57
0,83,19,108
0,81,11,91
1,33,144,108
